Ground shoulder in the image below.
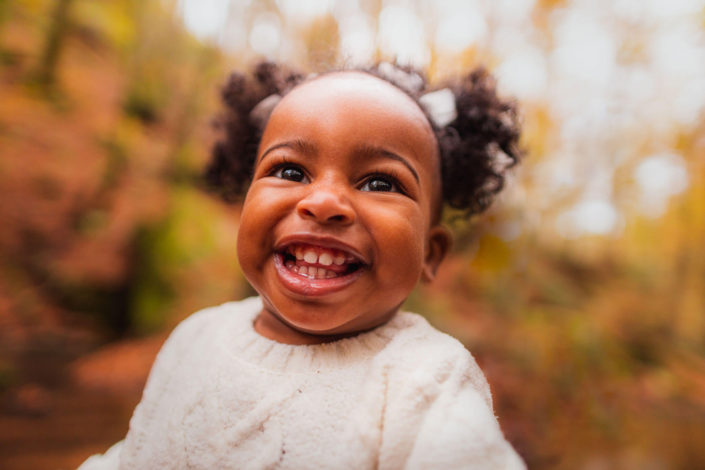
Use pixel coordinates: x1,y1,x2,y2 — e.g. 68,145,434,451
398,312,470,353
148,297,261,374
382,312,493,407
177,295,261,331
386,311,466,353
164,297,260,346
377,313,525,468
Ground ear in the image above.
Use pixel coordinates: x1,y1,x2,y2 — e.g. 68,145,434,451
421,225,452,283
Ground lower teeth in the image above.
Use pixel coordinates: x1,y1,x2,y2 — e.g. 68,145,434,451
285,260,338,279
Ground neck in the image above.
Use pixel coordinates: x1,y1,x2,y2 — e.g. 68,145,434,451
253,308,397,345
253,309,351,345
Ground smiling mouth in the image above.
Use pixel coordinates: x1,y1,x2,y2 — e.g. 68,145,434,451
273,242,367,296
278,243,364,280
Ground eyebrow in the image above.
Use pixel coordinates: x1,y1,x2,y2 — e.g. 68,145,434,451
258,139,317,164
353,144,420,183
258,140,420,183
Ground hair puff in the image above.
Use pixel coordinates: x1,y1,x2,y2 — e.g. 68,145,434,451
205,62,522,217
439,68,522,216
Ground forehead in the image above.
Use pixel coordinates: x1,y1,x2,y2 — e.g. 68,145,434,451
262,72,438,165
279,72,429,124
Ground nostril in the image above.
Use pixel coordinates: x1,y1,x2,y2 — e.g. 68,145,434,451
327,214,346,223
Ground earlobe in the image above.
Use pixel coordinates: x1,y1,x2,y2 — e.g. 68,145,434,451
421,225,452,283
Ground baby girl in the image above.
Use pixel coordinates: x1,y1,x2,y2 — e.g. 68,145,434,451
80,62,525,469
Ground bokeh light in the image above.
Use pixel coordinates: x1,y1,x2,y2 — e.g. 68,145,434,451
2,0,705,468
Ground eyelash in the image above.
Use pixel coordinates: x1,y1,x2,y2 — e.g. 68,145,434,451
267,158,307,178
266,159,407,195
359,171,406,194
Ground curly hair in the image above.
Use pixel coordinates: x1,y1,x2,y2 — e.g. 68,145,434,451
205,61,522,218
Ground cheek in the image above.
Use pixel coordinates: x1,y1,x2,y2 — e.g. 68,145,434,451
236,189,279,269
368,205,426,278
235,205,259,279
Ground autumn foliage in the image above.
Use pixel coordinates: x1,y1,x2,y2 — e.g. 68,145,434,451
1,1,704,469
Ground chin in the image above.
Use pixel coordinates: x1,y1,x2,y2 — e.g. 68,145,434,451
275,302,358,335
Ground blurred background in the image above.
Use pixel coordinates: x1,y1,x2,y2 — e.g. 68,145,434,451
1,0,704,468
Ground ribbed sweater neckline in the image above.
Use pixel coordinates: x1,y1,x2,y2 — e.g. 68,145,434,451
218,297,410,374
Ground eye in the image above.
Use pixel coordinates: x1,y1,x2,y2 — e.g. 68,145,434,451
360,175,400,193
273,165,308,183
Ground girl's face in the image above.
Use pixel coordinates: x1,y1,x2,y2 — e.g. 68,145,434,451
237,72,450,344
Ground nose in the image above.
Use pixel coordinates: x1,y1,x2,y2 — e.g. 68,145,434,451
296,183,355,225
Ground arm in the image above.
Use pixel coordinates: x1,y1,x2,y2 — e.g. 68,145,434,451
379,337,525,470
405,386,525,469
76,306,220,470
77,440,123,470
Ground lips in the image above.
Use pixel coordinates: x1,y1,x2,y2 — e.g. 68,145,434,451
273,240,367,296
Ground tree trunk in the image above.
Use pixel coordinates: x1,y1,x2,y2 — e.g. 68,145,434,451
36,0,75,88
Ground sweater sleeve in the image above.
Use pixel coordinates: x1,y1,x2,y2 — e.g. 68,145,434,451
379,333,525,470
76,306,221,470
404,383,525,469
76,440,123,470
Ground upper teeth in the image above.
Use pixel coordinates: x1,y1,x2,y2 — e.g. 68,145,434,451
319,253,333,266
303,251,317,263
291,246,352,266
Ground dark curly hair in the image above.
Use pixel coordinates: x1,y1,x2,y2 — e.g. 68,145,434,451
206,61,522,218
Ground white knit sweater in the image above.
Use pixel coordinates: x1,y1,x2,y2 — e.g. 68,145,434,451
79,297,525,469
